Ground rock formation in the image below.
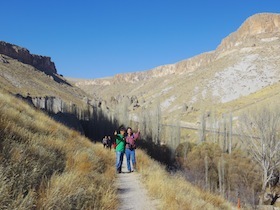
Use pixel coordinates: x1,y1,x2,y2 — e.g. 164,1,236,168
0,41,57,75
217,13,280,52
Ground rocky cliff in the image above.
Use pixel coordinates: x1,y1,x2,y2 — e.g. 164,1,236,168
0,41,57,75
217,13,280,52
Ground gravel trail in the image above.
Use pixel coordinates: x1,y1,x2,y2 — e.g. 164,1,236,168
116,156,160,210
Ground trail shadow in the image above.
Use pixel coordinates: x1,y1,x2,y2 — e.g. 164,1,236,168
137,137,173,166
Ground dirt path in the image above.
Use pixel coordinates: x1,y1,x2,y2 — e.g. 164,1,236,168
116,155,160,210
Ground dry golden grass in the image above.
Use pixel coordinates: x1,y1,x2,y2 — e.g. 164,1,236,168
136,149,235,210
0,89,117,209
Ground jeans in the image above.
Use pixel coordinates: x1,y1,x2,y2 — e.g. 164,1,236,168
116,151,124,173
125,148,136,172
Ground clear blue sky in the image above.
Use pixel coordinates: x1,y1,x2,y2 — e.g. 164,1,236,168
2,1,280,79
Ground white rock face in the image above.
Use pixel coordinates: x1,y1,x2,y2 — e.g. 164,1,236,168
207,54,278,103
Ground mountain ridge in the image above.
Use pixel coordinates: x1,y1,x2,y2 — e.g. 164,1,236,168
0,41,57,75
73,13,280,86
69,12,280,126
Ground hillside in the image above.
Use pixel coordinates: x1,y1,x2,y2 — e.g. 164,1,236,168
70,13,280,132
0,89,117,209
0,42,91,107
0,88,236,209
0,41,102,136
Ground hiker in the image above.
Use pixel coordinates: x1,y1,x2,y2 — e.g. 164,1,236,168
125,127,140,172
107,136,112,150
102,136,108,148
114,127,126,173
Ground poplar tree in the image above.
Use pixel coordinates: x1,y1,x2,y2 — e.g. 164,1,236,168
239,105,280,204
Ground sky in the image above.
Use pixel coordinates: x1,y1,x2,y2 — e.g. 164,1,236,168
2,1,280,79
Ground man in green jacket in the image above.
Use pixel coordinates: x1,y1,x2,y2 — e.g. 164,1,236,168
114,127,126,173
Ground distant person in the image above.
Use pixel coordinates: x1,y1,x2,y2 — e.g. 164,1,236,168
107,136,112,150
102,136,108,148
125,127,140,172
114,127,126,173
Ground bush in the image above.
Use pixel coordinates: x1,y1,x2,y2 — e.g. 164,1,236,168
179,142,262,205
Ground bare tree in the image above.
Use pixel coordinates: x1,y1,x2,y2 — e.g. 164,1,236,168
222,115,227,153
228,112,233,154
171,121,181,158
218,155,225,197
239,105,280,204
198,112,206,143
151,102,161,144
205,155,209,190
210,109,218,143
115,96,130,127
222,113,233,153
138,107,148,139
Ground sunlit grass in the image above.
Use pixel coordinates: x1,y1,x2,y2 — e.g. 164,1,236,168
137,149,234,210
0,89,117,209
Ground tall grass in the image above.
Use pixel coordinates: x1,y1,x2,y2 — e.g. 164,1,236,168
0,90,117,209
136,149,235,210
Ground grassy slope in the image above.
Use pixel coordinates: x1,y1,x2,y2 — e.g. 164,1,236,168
0,88,235,210
0,89,117,209
0,53,236,209
137,150,235,210
0,55,89,107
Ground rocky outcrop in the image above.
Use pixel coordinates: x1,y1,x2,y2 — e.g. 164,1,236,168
217,13,280,52
109,50,216,83
31,96,65,113
74,51,216,86
0,41,57,75
0,55,9,64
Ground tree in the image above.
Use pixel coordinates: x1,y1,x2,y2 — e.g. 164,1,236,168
151,101,161,144
198,111,206,143
138,107,148,140
228,112,233,154
170,121,181,159
239,105,280,204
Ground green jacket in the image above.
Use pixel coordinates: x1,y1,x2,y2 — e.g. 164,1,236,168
115,134,126,152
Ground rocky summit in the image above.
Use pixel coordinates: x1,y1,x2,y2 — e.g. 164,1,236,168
0,41,57,75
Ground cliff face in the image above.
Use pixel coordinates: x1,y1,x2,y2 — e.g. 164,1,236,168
216,13,280,52
0,41,57,75
108,51,215,84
